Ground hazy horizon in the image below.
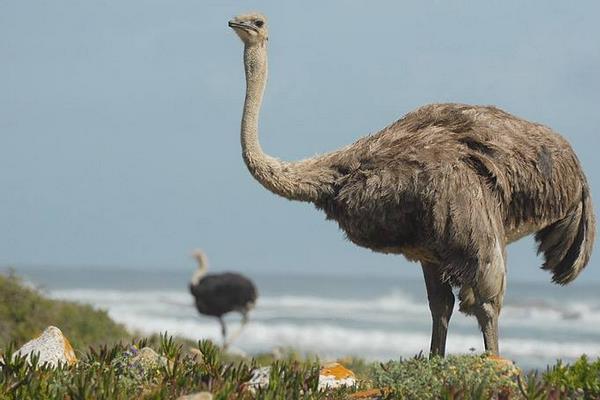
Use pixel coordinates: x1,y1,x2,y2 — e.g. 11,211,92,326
2,1,600,284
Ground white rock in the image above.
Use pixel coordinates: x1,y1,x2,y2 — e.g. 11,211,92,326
246,366,271,391
13,326,77,368
318,362,356,391
318,374,356,391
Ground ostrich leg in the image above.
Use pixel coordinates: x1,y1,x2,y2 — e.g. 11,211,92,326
218,316,228,349
472,239,506,355
421,262,455,357
473,302,500,354
224,311,250,348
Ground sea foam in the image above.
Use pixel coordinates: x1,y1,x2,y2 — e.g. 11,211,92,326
49,287,600,368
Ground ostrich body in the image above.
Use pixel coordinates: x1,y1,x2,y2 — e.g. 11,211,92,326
228,13,595,356
189,249,258,348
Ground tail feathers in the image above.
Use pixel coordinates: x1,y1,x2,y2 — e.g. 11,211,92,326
535,186,595,285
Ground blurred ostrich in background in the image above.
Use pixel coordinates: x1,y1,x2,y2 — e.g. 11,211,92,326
228,13,595,356
189,249,258,349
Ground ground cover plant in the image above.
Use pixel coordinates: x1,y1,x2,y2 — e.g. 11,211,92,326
1,272,599,399
2,338,600,399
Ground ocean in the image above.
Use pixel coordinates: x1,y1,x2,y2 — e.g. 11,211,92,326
9,266,600,370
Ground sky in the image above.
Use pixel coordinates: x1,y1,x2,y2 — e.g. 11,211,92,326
1,1,599,283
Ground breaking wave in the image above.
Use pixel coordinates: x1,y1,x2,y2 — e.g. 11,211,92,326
49,287,600,368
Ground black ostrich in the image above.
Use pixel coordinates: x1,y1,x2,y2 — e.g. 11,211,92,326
188,249,258,348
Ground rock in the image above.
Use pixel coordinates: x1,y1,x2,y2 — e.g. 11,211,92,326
318,362,356,391
246,366,271,391
13,326,77,367
188,347,204,362
112,344,170,382
245,363,356,393
128,346,168,371
110,345,169,383
176,392,213,400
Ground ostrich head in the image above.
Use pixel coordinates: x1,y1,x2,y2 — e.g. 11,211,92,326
228,12,268,46
191,249,207,269
191,249,208,285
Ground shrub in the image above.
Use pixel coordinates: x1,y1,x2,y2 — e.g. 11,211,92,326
2,272,599,399
371,353,519,399
543,355,600,398
0,272,129,351
0,338,349,399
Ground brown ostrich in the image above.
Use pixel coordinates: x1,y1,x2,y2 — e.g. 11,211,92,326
228,13,595,356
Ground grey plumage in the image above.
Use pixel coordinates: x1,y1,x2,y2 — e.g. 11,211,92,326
228,13,595,356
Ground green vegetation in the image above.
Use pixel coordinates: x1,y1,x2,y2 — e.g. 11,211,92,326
2,339,600,399
373,353,519,399
0,337,340,399
543,356,600,398
1,272,599,399
0,272,129,351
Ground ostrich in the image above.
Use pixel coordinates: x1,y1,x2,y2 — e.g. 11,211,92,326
228,13,595,356
189,249,258,348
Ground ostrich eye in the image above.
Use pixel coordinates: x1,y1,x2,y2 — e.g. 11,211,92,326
254,20,264,28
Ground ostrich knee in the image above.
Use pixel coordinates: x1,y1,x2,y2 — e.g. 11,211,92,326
474,301,500,354
471,285,504,354
472,244,506,355
472,289,504,355
422,263,455,357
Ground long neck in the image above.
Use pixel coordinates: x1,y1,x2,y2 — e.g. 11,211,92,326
191,253,208,285
241,43,335,203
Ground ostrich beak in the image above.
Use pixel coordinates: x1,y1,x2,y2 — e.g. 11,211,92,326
228,20,257,33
